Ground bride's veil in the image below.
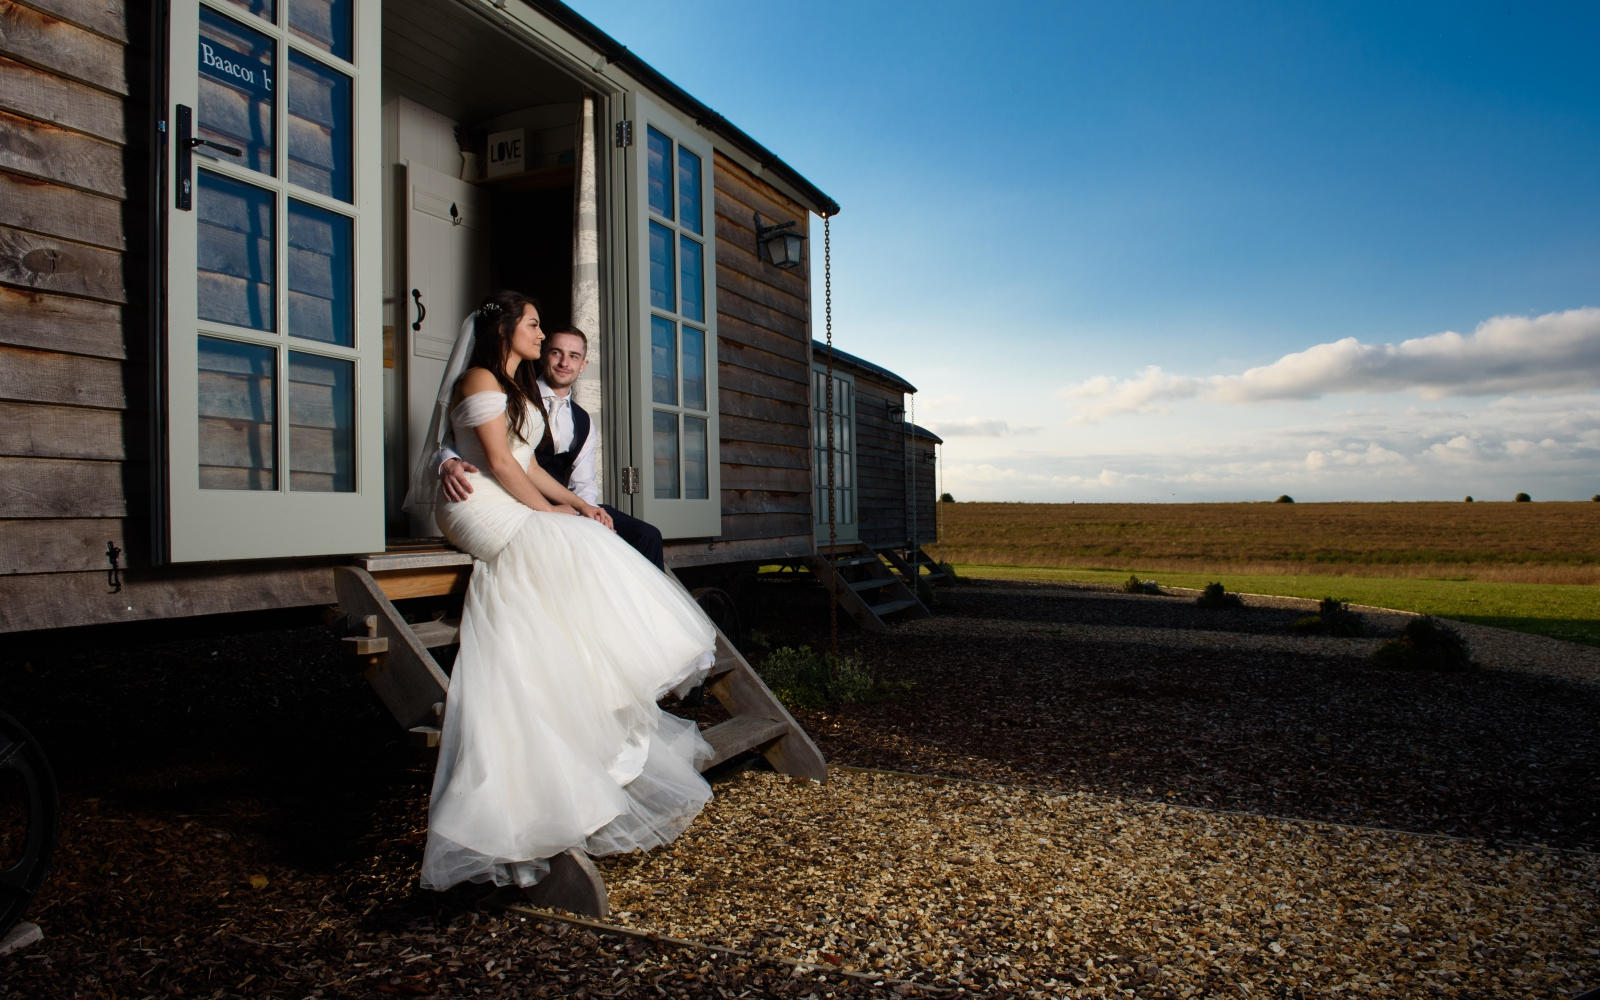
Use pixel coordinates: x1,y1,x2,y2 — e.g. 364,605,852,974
402,311,479,515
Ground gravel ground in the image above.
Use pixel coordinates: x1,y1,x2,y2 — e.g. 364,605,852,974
3,579,1598,998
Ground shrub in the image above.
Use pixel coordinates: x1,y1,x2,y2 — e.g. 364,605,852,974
934,560,959,581
756,645,902,710
1514,492,1532,502
1195,582,1242,609
1122,574,1161,595
1592,494,1599,502
1274,494,1295,504
1464,496,1474,503
1291,597,1364,636
939,492,955,503
1369,617,1475,672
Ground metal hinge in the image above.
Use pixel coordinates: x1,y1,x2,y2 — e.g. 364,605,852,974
620,467,641,495
614,120,633,148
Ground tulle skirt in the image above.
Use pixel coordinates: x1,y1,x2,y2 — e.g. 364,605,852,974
421,473,715,889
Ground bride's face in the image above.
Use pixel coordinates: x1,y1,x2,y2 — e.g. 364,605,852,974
508,304,544,362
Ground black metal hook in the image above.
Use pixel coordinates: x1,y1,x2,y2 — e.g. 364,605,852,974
411,288,426,332
105,541,122,594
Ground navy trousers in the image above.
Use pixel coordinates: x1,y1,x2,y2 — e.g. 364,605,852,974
601,504,664,570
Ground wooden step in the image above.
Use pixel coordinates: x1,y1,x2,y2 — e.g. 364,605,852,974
831,554,882,568
869,598,922,617
410,619,461,649
699,715,789,771
408,724,441,748
706,653,740,683
848,576,900,592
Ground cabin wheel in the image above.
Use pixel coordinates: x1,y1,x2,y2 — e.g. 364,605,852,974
690,586,741,638
0,710,58,939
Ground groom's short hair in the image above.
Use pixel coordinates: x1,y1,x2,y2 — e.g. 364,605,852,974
549,326,588,353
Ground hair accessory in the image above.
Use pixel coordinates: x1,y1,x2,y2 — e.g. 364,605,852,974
479,301,503,320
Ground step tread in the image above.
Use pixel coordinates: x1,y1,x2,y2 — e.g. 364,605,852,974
699,715,789,771
409,619,461,648
869,598,922,616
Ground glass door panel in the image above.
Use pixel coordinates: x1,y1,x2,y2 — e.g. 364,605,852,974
629,97,719,538
813,366,858,541
166,0,381,561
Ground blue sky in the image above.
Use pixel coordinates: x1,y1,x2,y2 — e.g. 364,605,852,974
576,0,1600,502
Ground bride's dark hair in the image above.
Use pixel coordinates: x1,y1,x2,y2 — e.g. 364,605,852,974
464,290,546,444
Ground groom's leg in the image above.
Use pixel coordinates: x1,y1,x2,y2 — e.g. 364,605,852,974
602,504,665,570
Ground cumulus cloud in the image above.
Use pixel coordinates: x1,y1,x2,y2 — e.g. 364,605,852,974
1059,307,1600,422
930,417,1034,437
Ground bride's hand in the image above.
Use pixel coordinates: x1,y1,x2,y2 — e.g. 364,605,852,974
581,504,615,530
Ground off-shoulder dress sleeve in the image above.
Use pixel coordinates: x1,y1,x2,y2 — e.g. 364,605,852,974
450,392,508,429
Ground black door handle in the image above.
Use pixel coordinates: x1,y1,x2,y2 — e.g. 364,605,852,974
411,288,426,332
175,105,244,211
189,136,243,156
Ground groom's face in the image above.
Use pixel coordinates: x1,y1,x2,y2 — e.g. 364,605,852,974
541,332,588,390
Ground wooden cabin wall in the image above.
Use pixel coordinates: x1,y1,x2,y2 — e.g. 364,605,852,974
0,1,340,632
851,374,910,550
910,434,939,546
666,153,813,567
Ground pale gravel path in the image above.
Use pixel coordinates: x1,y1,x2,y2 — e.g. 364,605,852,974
587,578,1600,997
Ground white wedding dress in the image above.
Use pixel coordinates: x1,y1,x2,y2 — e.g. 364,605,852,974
420,391,715,890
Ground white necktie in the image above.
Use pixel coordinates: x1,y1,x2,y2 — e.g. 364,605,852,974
544,395,570,451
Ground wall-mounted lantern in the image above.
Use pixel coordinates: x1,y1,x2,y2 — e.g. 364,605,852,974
754,211,806,269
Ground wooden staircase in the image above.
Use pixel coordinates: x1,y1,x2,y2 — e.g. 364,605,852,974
804,542,931,633
332,550,826,918
877,544,950,588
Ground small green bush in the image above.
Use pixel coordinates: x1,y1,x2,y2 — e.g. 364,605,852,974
1592,494,1599,502
1195,582,1242,609
1369,616,1475,672
1291,597,1364,636
934,560,959,581
1274,494,1295,504
1463,496,1474,503
1122,574,1161,595
756,645,902,710
939,492,955,503
1514,492,1532,502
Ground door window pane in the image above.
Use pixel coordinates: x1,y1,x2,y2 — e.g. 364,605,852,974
288,50,353,200
198,7,276,176
653,411,679,499
684,416,708,500
287,200,352,345
289,0,352,59
197,171,276,332
646,127,672,219
289,351,354,491
649,221,675,311
679,236,703,322
651,316,677,405
677,146,702,235
198,336,276,490
681,325,705,410
218,0,276,20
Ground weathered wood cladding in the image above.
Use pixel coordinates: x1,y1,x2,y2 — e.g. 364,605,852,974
815,350,942,550
908,427,940,546
665,153,813,568
0,0,164,631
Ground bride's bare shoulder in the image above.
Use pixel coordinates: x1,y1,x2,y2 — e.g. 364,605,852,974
453,367,502,403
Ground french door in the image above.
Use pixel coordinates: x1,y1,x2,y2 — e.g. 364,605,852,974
625,94,721,539
165,0,383,561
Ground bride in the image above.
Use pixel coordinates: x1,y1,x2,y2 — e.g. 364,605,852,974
419,289,716,891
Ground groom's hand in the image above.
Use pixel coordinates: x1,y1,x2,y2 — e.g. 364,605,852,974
440,457,478,502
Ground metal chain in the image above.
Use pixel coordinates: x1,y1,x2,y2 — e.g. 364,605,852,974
823,213,838,654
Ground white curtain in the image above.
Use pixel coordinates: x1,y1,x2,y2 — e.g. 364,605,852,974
571,95,604,495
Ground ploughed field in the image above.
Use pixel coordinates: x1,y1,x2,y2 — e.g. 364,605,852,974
928,501,1600,584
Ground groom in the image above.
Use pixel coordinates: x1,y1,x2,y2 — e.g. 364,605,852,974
436,326,666,570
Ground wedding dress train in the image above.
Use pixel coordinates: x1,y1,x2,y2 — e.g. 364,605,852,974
420,391,715,889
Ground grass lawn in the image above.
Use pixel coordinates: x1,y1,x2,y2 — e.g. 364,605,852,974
948,563,1600,647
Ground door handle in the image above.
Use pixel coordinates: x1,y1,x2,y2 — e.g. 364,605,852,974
411,288,426,332
174,105,244,211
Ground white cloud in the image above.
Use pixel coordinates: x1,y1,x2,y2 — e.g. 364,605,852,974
930,417,1032,437
1058,307,1600,422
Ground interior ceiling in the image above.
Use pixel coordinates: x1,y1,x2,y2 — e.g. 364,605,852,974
382,0,585,123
